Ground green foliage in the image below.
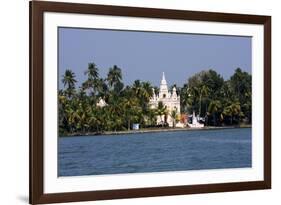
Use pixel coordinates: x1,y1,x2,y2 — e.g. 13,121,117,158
62,69,77,99
170,108,179,128
59,65,252,136
59,63,157,135
180,68,252,126
156,101,168,127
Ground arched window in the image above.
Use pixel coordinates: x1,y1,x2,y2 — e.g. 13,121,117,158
163,94,166,98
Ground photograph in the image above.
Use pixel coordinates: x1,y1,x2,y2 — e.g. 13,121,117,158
28,2,271,204
58,27,252,177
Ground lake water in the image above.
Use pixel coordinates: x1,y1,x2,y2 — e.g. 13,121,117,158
58,128,251,176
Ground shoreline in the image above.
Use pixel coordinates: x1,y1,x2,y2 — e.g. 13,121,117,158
60,125,252,137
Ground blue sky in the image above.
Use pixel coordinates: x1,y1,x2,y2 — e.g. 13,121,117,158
58,27,251,89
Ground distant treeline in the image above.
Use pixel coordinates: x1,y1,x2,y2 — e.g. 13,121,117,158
180,69,251,126
59,62,251,135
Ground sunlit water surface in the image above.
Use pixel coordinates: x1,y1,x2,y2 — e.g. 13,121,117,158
58,128,251,176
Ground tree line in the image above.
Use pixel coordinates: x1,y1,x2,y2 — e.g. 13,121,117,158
58,62,251,135
180,69,251,126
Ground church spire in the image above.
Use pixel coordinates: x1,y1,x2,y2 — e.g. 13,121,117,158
161,72,167,85
160,72,169,98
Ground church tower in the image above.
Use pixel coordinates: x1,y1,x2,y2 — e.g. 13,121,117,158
159,72,169,99
149,72,182,127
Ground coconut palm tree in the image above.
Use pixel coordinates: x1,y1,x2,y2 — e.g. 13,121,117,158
107,65,122,89
83,62,101,96
170,109,178,128
75,101,89,132
157,101,167,127
147,108,157,126
122,97,141,130
133,81,153,113
186,86,199,113
132,80,142,96
208,100,222,126
64,100,77,132
198,84,209,117
231,102,243,124
180,84,190,113
84,62,99,79
142,81,153,100
223,102,243,125
62,69,77,99
113,81,124,94
107,93,125,131
58,93,68,134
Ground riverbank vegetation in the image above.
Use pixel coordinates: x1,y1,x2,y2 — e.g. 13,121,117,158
58,62,251,135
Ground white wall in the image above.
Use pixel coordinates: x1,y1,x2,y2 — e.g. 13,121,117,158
0,0,280,204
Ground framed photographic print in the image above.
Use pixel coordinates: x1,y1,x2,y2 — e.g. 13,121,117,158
30,1,271,204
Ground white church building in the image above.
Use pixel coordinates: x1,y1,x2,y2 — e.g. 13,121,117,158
149,72,182,127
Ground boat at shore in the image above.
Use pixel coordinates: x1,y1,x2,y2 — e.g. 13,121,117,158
187,111,204,128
